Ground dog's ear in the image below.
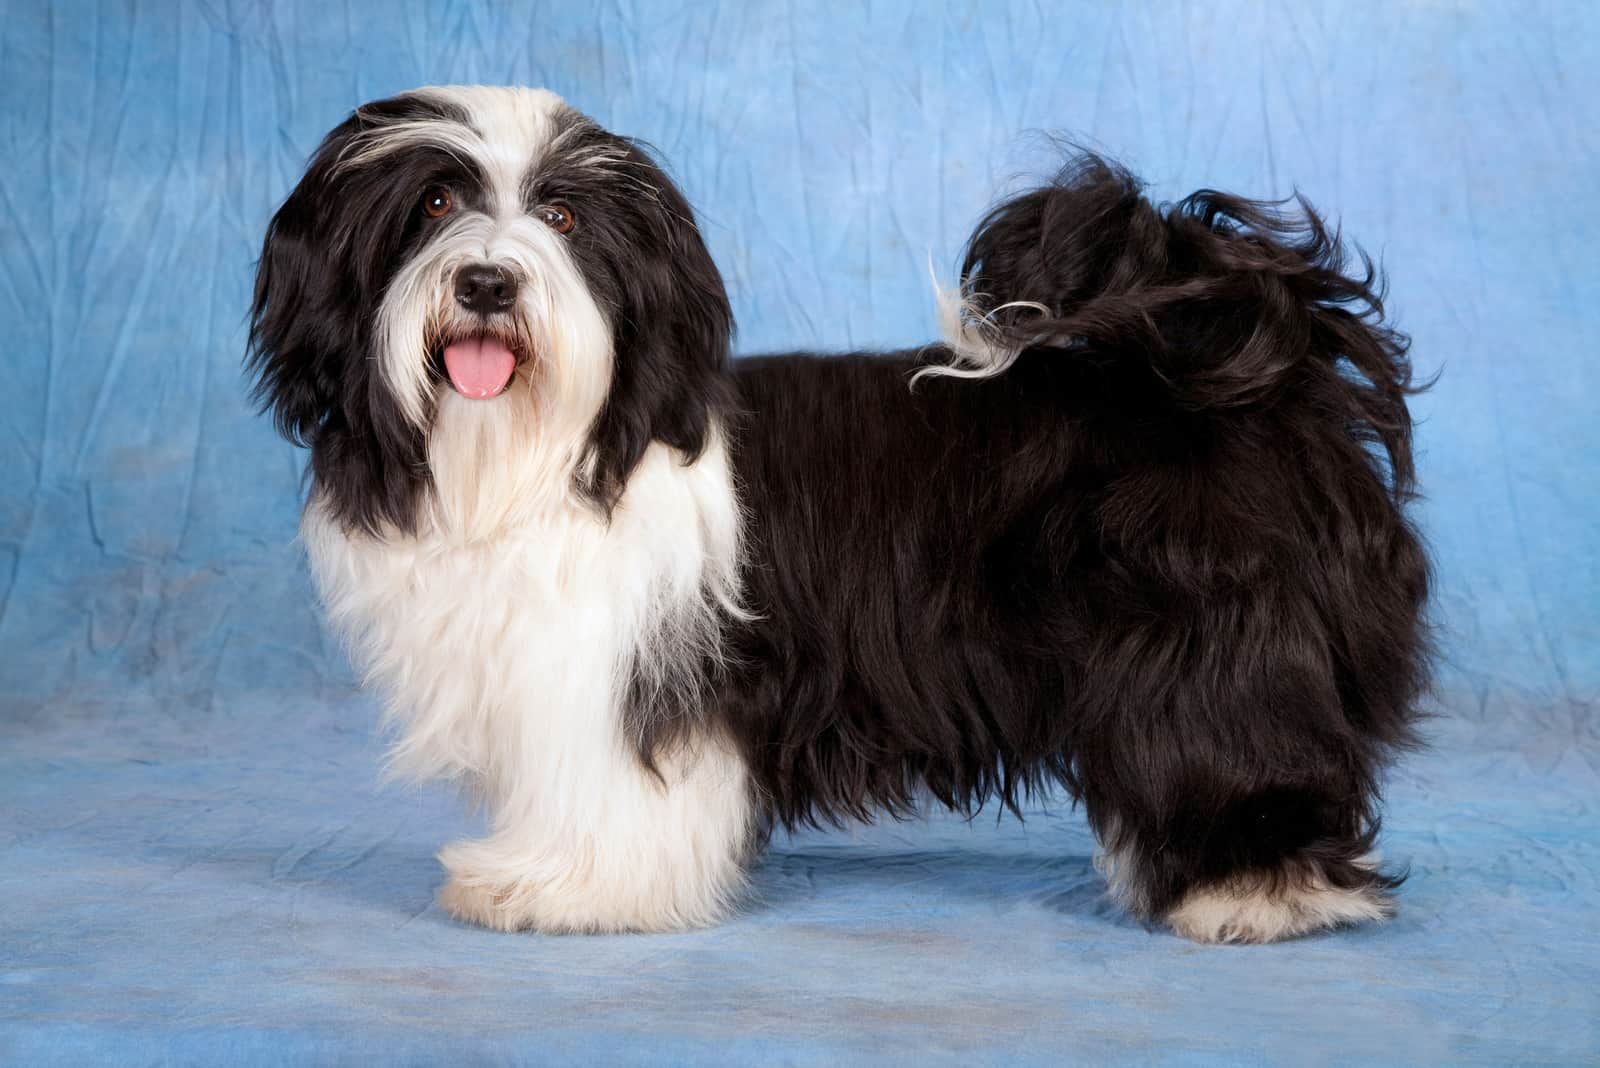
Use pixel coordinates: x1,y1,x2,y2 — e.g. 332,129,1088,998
248,97,449,534
578,140,734,513
247,114,367,447
249,95,453,443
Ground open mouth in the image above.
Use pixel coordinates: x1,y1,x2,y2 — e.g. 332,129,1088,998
435,334,527,400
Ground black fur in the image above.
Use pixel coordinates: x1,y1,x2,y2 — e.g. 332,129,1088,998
528,119,734,513
720,155,1430,919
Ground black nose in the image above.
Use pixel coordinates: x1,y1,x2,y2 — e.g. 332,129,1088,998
454,264,518,316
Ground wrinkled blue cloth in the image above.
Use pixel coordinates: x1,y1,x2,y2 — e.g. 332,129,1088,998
2,2,1597,1063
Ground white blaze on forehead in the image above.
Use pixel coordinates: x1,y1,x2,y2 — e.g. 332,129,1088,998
335,85,571,217
410,85,569,215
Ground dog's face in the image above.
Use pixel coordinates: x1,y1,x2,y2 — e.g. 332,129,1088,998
249,86,731,535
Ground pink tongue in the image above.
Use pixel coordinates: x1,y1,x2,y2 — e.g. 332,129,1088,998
442,336,516,399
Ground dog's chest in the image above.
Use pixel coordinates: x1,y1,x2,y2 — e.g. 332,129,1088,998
304,504,634,716
297,441,742,784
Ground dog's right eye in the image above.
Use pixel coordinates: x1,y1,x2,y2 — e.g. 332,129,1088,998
421,186,453,218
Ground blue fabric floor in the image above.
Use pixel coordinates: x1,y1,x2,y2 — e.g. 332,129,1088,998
4,1,1598,1063
3,691,1599,1063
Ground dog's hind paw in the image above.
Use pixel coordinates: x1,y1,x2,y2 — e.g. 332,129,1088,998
1165,863,1392,944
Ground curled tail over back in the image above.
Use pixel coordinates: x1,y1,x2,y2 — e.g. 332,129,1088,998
925,153,1421,498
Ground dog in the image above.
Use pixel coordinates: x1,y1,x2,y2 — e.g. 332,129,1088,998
249,85,1430,943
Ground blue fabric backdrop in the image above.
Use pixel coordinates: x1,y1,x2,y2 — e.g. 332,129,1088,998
2,1,1597,1063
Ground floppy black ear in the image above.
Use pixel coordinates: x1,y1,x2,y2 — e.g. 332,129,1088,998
247,114,364,448
576,140,734,512
246,96,451,534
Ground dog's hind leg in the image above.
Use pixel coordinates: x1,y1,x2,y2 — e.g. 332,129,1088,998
1076,562,1425,944
1092,788,1397,945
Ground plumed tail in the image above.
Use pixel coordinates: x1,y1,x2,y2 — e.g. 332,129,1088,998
921,153,1423,497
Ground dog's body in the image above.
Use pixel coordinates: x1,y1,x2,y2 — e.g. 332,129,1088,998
254,86,1429,944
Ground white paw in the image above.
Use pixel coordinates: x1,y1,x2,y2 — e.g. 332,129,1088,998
436,837,743,934
436,842,599,934
437,871,534,932
1165,868,1392,944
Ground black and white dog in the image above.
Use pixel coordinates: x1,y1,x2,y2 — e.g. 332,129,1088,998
250,86,1429,943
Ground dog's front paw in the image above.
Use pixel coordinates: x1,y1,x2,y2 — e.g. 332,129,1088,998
436,841,548,932
437,871,532,932
436,835,743,934
435,838,654,934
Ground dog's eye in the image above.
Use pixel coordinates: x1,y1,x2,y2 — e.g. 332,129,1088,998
421,186,453,219
539,203,575,234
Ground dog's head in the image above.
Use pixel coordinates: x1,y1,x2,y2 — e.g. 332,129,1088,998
249,86,731,535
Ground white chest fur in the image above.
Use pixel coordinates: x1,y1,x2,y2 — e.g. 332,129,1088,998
300,433,755,933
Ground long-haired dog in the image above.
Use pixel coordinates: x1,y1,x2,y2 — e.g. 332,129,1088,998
250,86,1429,944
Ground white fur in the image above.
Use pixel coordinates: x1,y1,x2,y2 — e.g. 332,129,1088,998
303,432,753,933
335,85,565,184
1165,856,1391,945
912,260,1050,385
304,86,756,933
1097,825,1389,943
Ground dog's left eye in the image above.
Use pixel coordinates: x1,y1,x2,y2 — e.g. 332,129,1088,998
538,203,575,234
421,186,453,218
